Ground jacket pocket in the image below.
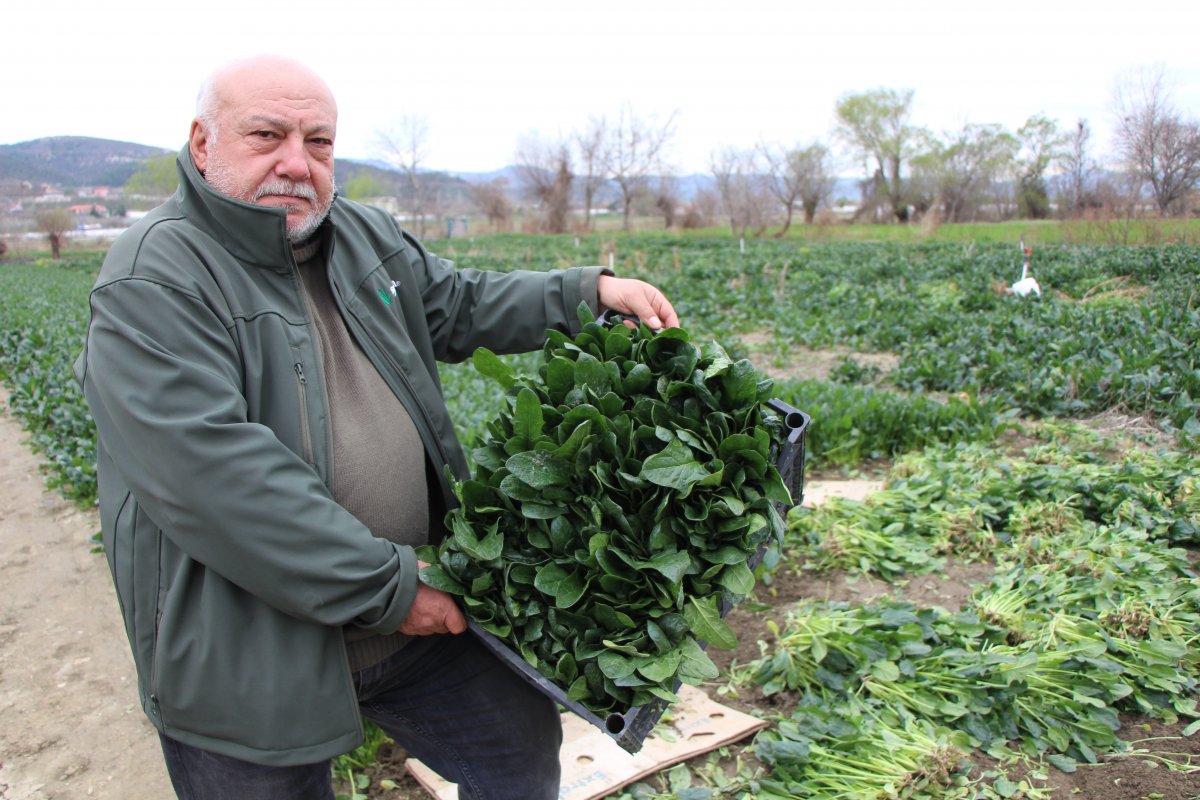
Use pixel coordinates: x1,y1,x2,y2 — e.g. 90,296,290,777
107,493,165,720
293,360,315,465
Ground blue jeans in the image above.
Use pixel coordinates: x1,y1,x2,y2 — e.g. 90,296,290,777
158,632,562,800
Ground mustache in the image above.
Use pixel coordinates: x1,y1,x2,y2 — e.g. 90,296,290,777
252,180,319,202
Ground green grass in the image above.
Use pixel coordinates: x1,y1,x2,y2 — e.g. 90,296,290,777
430,217,1200,248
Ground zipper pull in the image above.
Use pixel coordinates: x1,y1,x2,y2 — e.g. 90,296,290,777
294,363,306,384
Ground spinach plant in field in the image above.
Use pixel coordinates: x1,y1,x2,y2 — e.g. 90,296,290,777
420,304,793,714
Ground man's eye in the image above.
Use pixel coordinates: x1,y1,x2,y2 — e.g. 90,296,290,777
253,130,276,139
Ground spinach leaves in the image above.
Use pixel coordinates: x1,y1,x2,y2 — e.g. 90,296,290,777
420,305,792,713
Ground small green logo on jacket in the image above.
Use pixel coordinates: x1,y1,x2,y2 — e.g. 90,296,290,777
378,280,402,305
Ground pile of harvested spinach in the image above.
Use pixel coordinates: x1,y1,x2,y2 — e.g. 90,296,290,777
419,305,793,713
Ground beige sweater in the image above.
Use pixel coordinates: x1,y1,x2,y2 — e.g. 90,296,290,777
294,235,427,671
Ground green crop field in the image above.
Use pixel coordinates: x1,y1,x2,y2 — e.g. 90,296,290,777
1,234,1197,799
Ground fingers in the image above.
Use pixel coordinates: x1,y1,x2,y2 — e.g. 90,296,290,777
445,604,467,634
400,576,467,636
641,285,679,330
598,276,679,330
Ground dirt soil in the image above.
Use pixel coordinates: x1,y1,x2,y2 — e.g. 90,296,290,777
2,389,1198,800
0,389,174,799
736,331,900,384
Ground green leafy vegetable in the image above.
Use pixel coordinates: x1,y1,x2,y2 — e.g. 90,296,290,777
424,303,793,713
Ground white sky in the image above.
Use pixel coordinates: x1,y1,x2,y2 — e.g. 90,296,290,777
3,0,1197,175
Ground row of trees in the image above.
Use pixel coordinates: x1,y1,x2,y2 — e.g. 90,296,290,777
116,67,1197,237
370,106,679,236
831,69,1199,225
457,66,1198,234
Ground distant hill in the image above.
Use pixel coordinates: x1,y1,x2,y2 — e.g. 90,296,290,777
0,136,173,186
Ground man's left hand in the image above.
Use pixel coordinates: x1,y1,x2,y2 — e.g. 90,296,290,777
597,275,679,331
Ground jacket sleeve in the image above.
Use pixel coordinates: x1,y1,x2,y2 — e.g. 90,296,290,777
399,230,610,362
78,274,418,635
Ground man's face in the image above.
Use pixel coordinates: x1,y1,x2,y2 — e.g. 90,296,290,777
190,64,337,243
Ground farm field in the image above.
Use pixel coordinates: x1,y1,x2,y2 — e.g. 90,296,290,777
0,233,1198,800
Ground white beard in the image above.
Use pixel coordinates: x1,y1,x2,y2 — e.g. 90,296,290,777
204,150,333,243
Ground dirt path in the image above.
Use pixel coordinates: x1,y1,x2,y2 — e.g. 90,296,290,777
0,389,174,800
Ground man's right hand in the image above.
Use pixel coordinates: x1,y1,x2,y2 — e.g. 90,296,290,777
399,562,467,635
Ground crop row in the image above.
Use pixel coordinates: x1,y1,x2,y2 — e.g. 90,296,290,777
734,436,1200,796
441,236,1200,440
0,256,98,503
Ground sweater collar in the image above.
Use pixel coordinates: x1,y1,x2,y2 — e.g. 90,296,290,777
173,145,336,271
291,233,323,266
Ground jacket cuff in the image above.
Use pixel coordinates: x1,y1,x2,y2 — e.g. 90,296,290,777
374,544,421,634
572,266,614,327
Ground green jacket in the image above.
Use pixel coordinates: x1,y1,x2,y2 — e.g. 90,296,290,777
75,149,604,765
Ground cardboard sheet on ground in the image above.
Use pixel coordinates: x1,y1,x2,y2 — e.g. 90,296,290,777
802,478,884,508
406,685,767,800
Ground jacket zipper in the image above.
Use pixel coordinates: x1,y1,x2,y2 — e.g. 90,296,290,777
148,530,165,724
291,262,337,490
293,362,315,464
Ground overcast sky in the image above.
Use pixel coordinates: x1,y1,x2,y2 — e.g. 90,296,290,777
3,0,1197,176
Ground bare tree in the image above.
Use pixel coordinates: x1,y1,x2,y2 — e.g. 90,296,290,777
680,188,718,229
652,174,681,229
35,207,76,258
374,115,432,236
573,116,607,232
1056,119,1097,217
835,88,926,222
710,147,773,238
468,178,512,231
608,104,677,231
1112,67,1200,216
761,141,836,234
515,135,574,234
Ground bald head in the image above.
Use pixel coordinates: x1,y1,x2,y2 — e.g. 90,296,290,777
195,56,337,140
189,56,338,243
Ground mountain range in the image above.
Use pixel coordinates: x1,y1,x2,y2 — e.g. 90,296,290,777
0,136,711,205
0,137,173,186
0,136,452,193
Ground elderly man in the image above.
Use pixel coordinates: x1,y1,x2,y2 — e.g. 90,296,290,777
75,55,677,800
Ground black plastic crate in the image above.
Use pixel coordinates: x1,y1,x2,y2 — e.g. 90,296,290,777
469,398,811,753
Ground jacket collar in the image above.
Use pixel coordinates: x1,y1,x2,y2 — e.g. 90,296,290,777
173,145,335,271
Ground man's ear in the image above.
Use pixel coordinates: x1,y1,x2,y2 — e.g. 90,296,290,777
189,119,210,173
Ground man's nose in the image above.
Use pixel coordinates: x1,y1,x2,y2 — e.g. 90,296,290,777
275,135,311,181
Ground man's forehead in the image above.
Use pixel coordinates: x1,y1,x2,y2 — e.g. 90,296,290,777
212,60,336,118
